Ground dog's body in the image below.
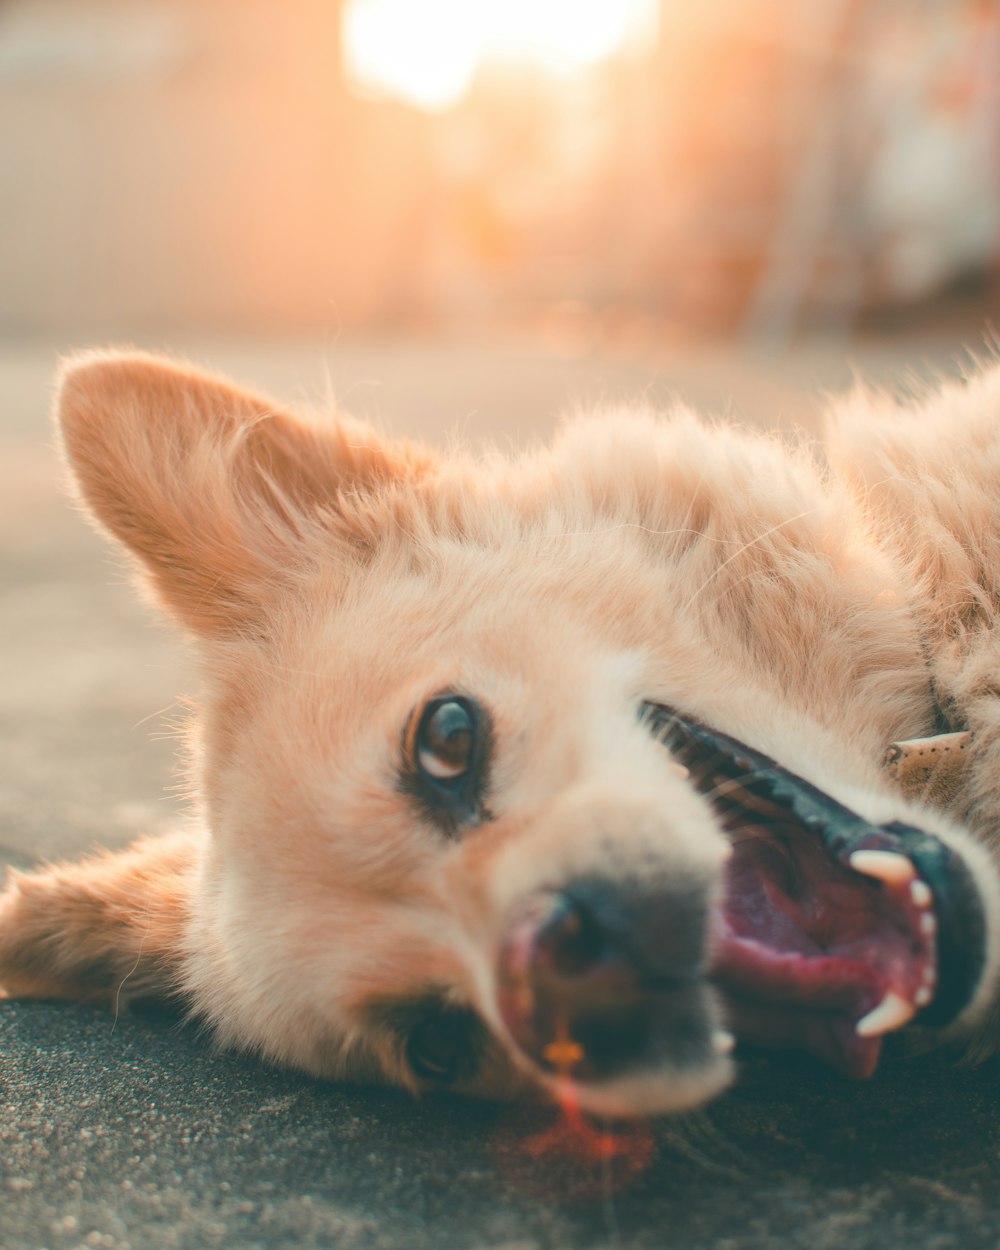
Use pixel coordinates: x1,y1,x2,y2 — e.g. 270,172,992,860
3,352,1000,1116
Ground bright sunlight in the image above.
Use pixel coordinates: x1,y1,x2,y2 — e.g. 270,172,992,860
343,0,659,111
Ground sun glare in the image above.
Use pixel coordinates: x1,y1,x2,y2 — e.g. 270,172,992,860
343,0,658,112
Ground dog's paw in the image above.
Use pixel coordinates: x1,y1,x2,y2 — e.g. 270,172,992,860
0,833,197,1005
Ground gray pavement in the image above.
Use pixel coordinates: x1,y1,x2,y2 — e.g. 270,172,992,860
3,328,1000,1248
5,1001,1000,1250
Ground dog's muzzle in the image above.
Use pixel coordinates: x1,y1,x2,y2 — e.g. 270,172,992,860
494,705,990,1099
496,876,721,1086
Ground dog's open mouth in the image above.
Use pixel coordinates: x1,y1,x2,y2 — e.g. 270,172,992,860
644,703,987,1078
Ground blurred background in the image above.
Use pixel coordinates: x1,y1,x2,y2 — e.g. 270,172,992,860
1,0,997,344
2,0,1000,869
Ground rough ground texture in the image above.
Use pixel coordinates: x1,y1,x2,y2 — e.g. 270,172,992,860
4,1001,1000,1250
2,330,999,1249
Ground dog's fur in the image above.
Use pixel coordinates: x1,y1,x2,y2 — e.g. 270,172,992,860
3,350,1000,1116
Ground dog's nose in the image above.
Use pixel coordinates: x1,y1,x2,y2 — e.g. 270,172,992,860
496,878,711,1082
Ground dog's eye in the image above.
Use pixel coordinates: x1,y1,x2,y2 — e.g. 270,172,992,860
417,699,475,781
407,1007,476,1084
403,694,490,832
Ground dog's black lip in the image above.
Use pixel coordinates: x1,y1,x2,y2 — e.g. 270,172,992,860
640,701,987,1029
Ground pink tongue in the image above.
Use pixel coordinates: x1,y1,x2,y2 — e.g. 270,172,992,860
711,831,938,1077
712,929,885,1077
710,930,885,1075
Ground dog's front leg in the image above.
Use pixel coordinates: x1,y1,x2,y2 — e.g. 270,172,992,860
0,830,197,1006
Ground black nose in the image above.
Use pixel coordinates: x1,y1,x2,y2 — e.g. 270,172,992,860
496,878,712,1082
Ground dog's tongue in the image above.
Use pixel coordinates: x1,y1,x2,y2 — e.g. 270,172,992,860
712,937,887,1078
710,821,938,1078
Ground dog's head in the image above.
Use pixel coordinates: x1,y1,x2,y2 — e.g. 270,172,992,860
36,351,1000,1116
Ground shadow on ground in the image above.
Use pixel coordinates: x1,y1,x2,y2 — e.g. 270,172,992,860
3,999,998,1250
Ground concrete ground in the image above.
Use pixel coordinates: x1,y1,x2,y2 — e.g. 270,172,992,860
3,325,1000,1249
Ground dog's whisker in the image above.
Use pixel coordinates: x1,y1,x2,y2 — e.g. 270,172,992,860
680,504,827,614
541,522,736,546
697,773,776,808
662,1111,757,1180
131,701,185,732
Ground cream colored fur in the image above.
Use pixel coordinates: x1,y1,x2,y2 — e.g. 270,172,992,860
2,350,1000,1115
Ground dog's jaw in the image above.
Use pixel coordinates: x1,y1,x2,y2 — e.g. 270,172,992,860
463,703,1000,1116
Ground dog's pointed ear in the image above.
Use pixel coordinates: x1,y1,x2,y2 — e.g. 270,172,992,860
57,350,434,636
0,833,195,1005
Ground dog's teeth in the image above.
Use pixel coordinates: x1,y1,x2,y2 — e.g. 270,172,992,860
848,850,916,886
712,1030,736,1055
671,761,691,779
855,991,916,1038
910,879,933,908
923,964,937,986
920,911,938,937
915,986,933,1008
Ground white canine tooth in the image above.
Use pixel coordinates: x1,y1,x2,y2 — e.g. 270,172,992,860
923,965,937,986
910,880,933,908
848,850,916,887
915,986,933,1007
855,991,916,1038
921,912,938,937
712,1030,736,1055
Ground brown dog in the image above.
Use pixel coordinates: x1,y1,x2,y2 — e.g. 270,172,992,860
2,351,999,1117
